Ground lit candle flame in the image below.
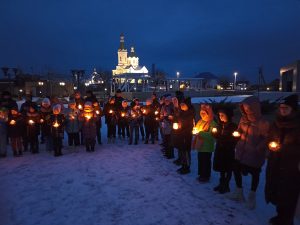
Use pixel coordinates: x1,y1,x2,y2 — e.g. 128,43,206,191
78,105,82,110
155,111,159,115
268,141,280,151
143,109,146,114
109,110,113,114
53,122,60,128
173,122,179,130
155,117,159,121
121,112,125,117
211,127,217,133
132,113,136,118
96,110,100,115
232,131,241,138
10,120,16,125
192,127,199,135
85,115,92,120
28,120,35,125
40,119,44,123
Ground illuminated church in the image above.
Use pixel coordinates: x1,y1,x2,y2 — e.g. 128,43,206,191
112,34,148,75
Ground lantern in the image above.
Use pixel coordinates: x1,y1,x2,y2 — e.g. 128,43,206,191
268,141,280,152
211,127,218,134
232,131,241,138
192,127,199,135
28,120,35,125
10,120,16,125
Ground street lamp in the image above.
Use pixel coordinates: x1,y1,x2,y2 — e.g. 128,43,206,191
234,72,238,90
176,71,180,79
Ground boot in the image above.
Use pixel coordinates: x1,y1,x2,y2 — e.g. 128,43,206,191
219,183,230,194
227,187,245,202
245,191,256,210
173,159,181,166
177,166,190,175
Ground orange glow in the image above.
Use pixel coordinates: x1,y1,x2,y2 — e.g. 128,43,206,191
28,120,35,125
155,110,159,115
192,127,199,135
40,119,44,123
78,104,82,110
96,110,100,115
121,112,125,117
53,121,60,128
268,141,280,152
10,120,16,125
173,122,179,130
109,110,113,114
211,127,217,133
232,131,241,138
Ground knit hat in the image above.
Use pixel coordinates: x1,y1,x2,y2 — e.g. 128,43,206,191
42,98,51,106
280,94,298,111
53,104,61,114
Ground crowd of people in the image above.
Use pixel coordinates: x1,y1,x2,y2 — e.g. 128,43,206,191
0,89,299,225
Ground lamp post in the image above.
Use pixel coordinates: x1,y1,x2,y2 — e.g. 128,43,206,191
234,72,238,90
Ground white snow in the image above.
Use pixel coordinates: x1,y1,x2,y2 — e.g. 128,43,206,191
1,123,299,225
191,95,252,104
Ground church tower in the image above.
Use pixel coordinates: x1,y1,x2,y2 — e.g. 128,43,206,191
117,33,128,67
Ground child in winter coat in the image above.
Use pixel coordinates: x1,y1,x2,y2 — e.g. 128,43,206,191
49,104,65,157
133,98,145,141
127,103,141,145
212,107,238,193
229,96,269,210
65,99,81,147
103,97,118,143
192,104,217,183
25,106,40,154
142,99,156,144
40,98,52,145
81,102,97,152
7,107,24,157
119,100,130,139
0,108,8,158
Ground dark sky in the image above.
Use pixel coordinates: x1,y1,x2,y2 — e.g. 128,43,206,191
1,0,300,83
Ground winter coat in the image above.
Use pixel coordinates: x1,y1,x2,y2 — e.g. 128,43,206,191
94,106,103,128
75,98,85,110
81,114,97,139
7,114,25,138
103,103,118,125
160,103,174,135
20,101,37,115
119,106,130,126
235,96,270,168
127,108,142,127
0,114,8,136
193,119,217,153
213,121,238,172
143,105,156,127
40,106,52,136
64,108,81,133
49,114,65,138
265,112,300,208
0,98,18,112
26,111,40,138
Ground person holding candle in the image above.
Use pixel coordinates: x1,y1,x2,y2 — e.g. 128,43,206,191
103,97,118,143
81,102,97,152
65,98,81,147
114,89,124,139
8,107,24,157
173,97,195,174
192,104,217,182
93,101,103,145
143,98,156,144
265,94,300,225
160,95,175,159
229,96,269,210
127,102,141,145
133,98,145,141
119,100,130,140
212,107,238,193
25,105,40,154
40,98,52,145
49,104,65,156
151,93,160,141
0,108,8,158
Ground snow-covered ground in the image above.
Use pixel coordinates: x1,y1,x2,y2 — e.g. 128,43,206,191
1,124,299,225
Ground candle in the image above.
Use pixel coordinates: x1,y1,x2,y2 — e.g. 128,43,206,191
268,141,280,152
78,104,82,110
85,115,92,120
28,120,35,125
232,131,241,138
96,110,100,115
70,115,75,120
53,121,60,128
142,109,147,114
109,110,113,114
10,120,16,125
192,127,199,135
132,113,136,118
173,122,179,130
155,117,159,121
121,112,125,117
40,119,44,123
211,127,217,133
155,110,159,115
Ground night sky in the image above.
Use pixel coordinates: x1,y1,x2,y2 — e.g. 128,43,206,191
1,0,300,83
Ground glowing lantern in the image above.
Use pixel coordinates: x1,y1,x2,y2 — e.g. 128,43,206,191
268,141,280,152
173,122,180,130
10,120,16,125
121,112,125,117
211,127,218,133
28,120,35,125
232,131,241,138
192,127,199,135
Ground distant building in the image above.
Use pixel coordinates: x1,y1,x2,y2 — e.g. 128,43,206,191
194,72,219,89
280,60,300,92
